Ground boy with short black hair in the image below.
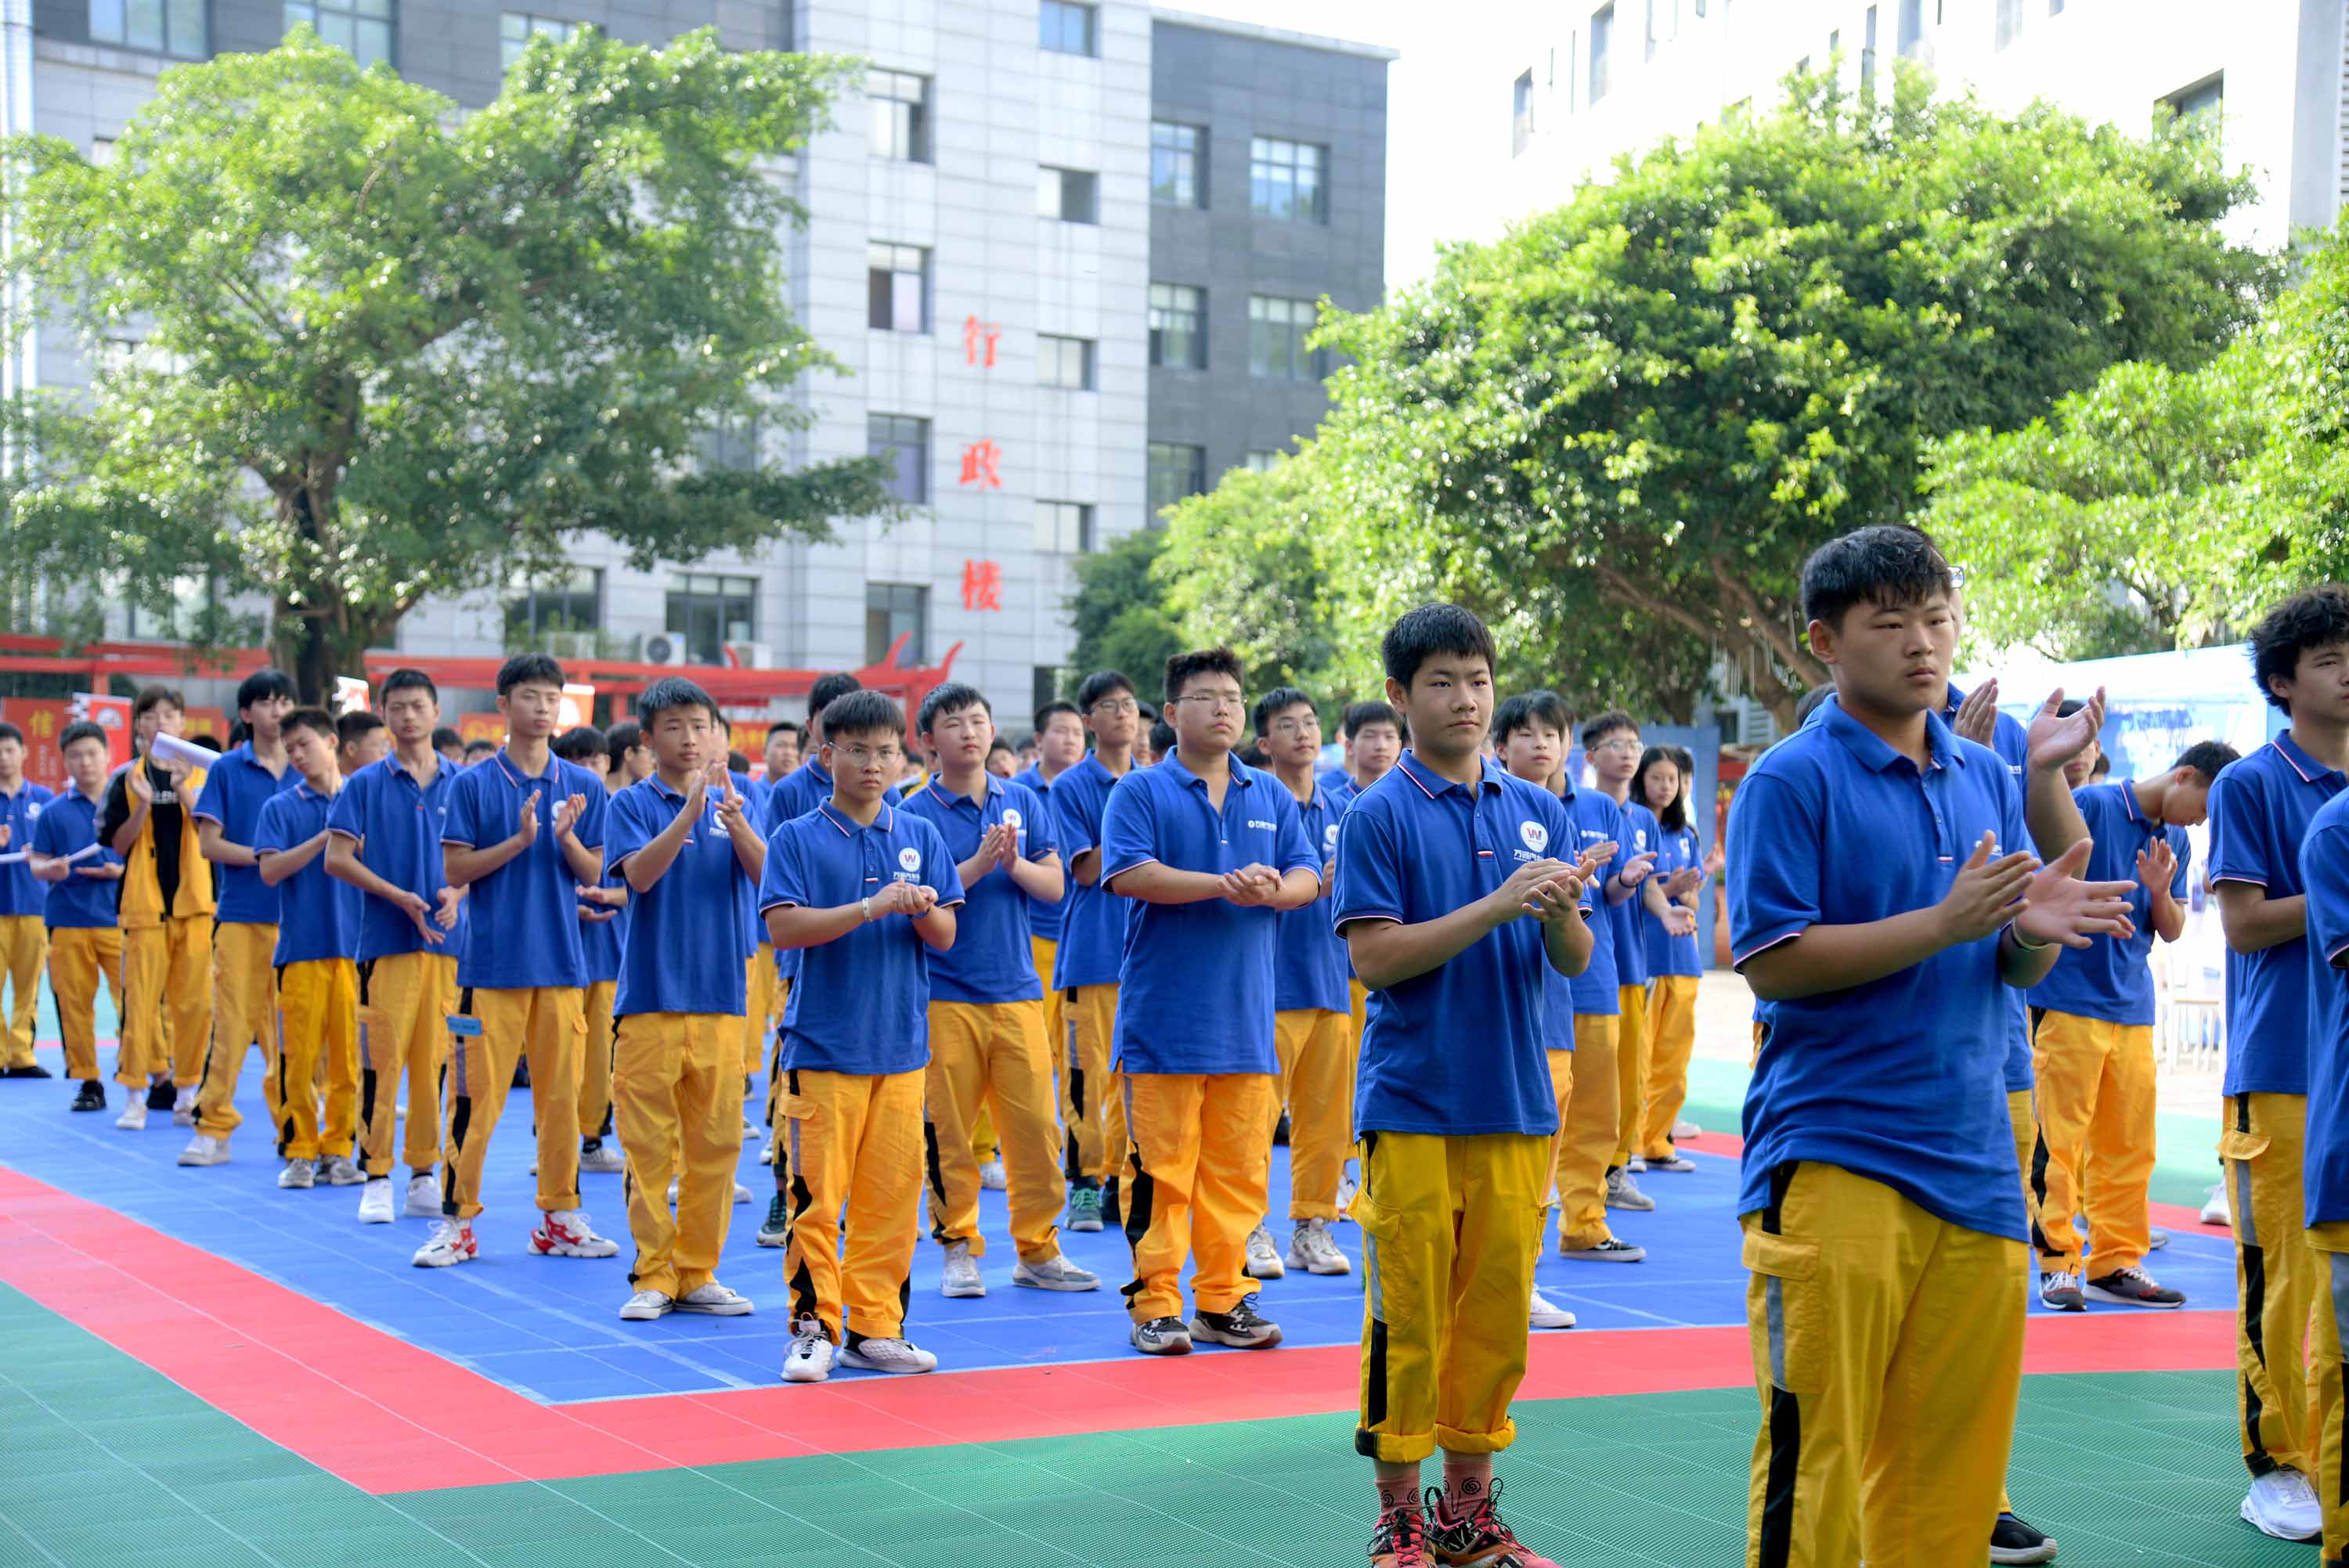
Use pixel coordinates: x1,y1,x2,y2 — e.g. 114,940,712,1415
904,683,1096,1298
338,711,389,777
1331,701,1406,804
1581,709,1669,1212
1102,649,1321,1356
763,719,803,785
33,723,126,1112
1016,697,1088,1145
606,722,653,786
184,667,300,1166
254,708,365,1190
764,689,964,1381
1730,524,2131,1564
462,738,498,766
554,724,628,1176
2213,586,2349,1542
604,677,762,1322
1052,669,1142,1230
327,669,467,1225
1337,607,1600,1568
103,684,211,1126
1251,685,1355,1279
0,721,55,1079
428,653,615,1267
432,727,464,768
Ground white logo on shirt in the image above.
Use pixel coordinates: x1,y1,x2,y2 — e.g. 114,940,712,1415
23,803,38,819
1323,822,1340,850
897,845,921,873
1521,820,1549,852
1002,808,1023,830
1247,818,1277,832
1635,827,1648,849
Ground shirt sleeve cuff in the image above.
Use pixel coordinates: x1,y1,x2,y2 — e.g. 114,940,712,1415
756,896,803,915
1333,907,1402,932
1100,855,1159,886
1731,926,1806,969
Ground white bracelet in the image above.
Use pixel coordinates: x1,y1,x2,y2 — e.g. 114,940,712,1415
861,896,873,923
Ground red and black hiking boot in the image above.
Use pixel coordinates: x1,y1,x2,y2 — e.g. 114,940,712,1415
1427,1480,1560,1568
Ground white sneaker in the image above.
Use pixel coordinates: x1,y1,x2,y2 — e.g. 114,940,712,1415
760,1141,775,1166
978,1159,1008,1191
116,1097,147,1130
1334,1168,1359,1215
404,1173,440,1217
620,1289,673,1321
529,1209,619,1258
2201,1181,2231,1226
277,1158,316,1190
1672,1118,1701,1140
1529,1285,1577,1330
412,1217,478,1267
357,1178,395,1224
2148,1227,2170,1251
676,1282,754,1316
838,1336,938,1375
1626,1155,1647,1173
1285,1217,1352,1276
577,1142,625,1174
171,1086,196,1126
320,1155,364,1186
1011,1252,1100,1292
1243,1221,1286,1280
941,1241,986,1298
782,1317,834,1382
734,1181,752,1205
176,1133,228,1167
1645,1151,1698,1173
2242,1468,2322,1541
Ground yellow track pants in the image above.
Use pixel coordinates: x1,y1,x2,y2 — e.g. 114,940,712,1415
925,1000,1062,1262
1276,1008,1351,1222
121,914,211,1087
579,979,616,1142
0,914,44,1068
780,1067,924,1343
1640,974,1699,1158
442,985,584,1219
1613,982,1649,1167
1557,1014,1619,1250
356,951,454,1178
193,921,280,1141
613,1012,743,1299
1061,984,1124,1184
1120,1071,1277,1323
47,925,121,1083
274,957,358,1161
2225,1091,2317,1481
2029,1009,2156,1274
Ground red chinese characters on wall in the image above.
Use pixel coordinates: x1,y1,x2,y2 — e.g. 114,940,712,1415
962,560,1002,612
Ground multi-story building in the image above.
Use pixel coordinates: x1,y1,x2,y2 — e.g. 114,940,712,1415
5,0,1391,727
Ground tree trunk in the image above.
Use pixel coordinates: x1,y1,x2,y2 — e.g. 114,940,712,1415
285,609,339,706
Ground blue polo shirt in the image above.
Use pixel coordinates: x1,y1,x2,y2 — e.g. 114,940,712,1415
1940,685,2034,1094
442,748,608,991
1608,800,1660,988
255,783,361,967
606,775,756,1017
30,788,119,929
1012,763,1068,944
760,801,965,1074
0,781,55,917
192,742,298,925
579,867,623,986
900,774,1059,1006
1100,751,1319,1074
327,754,470,964
759,757,902,983
1644,821,1705,979
1730,697,2029,1242
1048,752,1133,993
1274,782,1349,1014
1561,782,1622,1013
1333,752,1577,1136
2300,791,2349,1224
2029,780,2188,1026
2210,732,2346,1096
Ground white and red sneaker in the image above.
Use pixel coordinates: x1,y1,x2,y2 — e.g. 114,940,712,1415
529,1209,619,1258
412,1217,478,1268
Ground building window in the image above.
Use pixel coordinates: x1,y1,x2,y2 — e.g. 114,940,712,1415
1148,283,1206,369
1151,121,1204,207
1589,5,1614,103
1512,71,1535,157
1243,450,1282,473
867,242,929,333
2160,73,2223,135
1896,0,1925,58
1038,335,1095,390
1249,296,1321,382
1861,5,1878,98
126,574,222,641
505,567,602,651
92,0,204,55
666,574,755,666
1038,0,1096,56
499,12,575,70
1034,501,1094,554
866,584,928,665
1249,138,1326,224
867,414,929,503
1994,0,2022,49
868,69,930,163
283,1,394,67
1644,0,1661,61
1147,443,1206,518
1039,166,1099,224
697,414,760,472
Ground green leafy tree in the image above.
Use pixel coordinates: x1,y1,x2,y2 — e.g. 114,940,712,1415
1314,68,2275,726
1,27,897,697
1063,525,1185,700
1156,457,1350,697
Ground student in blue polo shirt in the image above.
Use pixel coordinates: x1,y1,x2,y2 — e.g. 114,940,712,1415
1730,525,2134,1567
1015,698,1087,1154
253,708,365,1191
763,689,964,1383
603,677,762,1325
902,683,1098,1300
2297,779,2349,1563
0,722,56,1080
2210,586,2349,1544
326,669,467,1227
32,723,125,1111
1250,686,1355,1281
430,653,615,1270
1580,710,1669,1215
554,725,628,1177
2030,742,2235,1315
1631,744,1713,1167
1335,607,1600,1568
182,668,299,1168
1051,669,1143,1231
1099,648,1321,1358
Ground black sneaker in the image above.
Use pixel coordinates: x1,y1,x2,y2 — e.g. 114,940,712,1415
69,1079,104,1112
144,1077,175,1111
1272,1111,1291,1146
1989,1510,2058,1565
1102,1175,1122,1229
2084,1267,2185,1310
1130,1316,1193,1355
4,1062,52,1079
2038,1271,2085,1311
1190,1292,1283,1349
756,1191,788,1248
511,1057,531,1089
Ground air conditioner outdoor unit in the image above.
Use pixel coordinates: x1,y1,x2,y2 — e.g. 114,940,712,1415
642,633,690,667
724,641,774,669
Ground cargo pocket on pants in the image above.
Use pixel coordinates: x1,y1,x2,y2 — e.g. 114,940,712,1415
1742,1227,1824,1394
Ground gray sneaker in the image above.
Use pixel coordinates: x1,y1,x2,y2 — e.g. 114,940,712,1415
276,1157,316,1189
1604,1167,1655,1212
1011,1252,1100,1292
1131,1316,1193,1355
319,1154,365,1186
675,1282,754,1315
940,1240,985,1298
578,1140,625,1175
1066,1184,1104,1232
756,1191,788,1247
1561,1236,1647,1263
1285,1217,1351,1276
1243,1222,1286,1280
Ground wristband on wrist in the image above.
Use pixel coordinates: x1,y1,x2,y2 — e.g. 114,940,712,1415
860,896,873,923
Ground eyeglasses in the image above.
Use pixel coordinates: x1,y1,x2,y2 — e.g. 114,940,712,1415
834,744,904,768
1087,697,1139,716
1593,739,1643,754
1174,691,1246,712
1267,718,1319,737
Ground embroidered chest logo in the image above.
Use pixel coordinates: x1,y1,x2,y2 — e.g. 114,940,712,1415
1002,808,1023,831
897,845,922,874
1323,822,1340,850
1520,820,1549,852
